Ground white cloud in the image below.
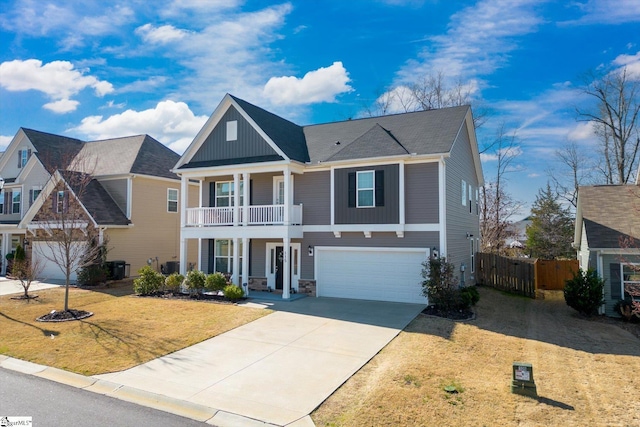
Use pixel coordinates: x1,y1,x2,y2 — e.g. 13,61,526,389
43,99,80,113
561,0,640,25
263,62,353,106
396,0,543,84
0,59,114,112
0,135,13,151
612,51,640,79
69,100,208,153
135,23,190,44
119,76,168,94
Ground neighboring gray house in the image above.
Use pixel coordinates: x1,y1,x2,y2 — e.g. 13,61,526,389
174,94,483,304
574,184,640,316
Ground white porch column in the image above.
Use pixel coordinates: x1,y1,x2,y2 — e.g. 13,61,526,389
282,236,290,299
98,228,105,245
283,167,291,225
232,237,240,285
242,172,249,226
1,233,10,275
242,237,249,295
179,237,187,275
233,173,240,226
180,175,188,228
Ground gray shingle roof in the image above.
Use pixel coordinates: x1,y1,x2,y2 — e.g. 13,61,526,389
230,95,309,163
303,105,469,164
579,185,640,248
72,135,179,179
326,123,410,162
60,171,130,226
21,128,84,172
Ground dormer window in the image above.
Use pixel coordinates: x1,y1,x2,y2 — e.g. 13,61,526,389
18,148,31,168
226,120,238,141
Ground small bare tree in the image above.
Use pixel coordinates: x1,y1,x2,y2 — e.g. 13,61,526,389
11,254,44,300
547,140,595,208
32,169,104,313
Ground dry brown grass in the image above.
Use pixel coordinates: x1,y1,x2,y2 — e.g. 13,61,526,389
312,287,640,427
0,282,268,376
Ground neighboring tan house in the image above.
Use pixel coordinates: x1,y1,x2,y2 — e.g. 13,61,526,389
173,94,483,304
574,184,640,316
0,128,197,281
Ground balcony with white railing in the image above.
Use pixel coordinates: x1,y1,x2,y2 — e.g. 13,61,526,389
185,204,303,227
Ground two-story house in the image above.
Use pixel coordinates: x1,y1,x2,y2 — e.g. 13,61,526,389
0,128,197,281
174,94,482,304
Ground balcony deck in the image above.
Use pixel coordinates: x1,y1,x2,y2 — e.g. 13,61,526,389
185,204,302,227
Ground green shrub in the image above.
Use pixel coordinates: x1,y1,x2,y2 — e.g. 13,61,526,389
185,270,206,292
460,286,480,308
563,268,605,316
205,272,227,292
77,264,108,286
223,284,244,301
421,256,461,311
165,272,184,293
133,265,164,295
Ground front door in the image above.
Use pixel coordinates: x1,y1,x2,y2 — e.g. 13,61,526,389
266,242,300,292
275,246,284,290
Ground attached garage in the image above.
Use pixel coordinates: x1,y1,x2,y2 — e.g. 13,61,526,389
315,247,429,304
32,241,84,282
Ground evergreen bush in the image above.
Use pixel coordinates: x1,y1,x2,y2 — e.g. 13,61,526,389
205,272,227,292
223,284,244,301
133,265,164,295
563,268,605,316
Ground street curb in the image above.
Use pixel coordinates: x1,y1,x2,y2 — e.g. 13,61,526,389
107,384,218,422
35,366,98,389
1,357,47,374
208,411,279,426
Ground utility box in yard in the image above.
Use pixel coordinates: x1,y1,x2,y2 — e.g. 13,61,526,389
511,362,537,397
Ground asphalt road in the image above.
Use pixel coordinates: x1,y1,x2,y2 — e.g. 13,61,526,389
0,368,208,427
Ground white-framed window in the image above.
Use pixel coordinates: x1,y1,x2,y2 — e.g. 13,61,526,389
31,186,42,206
356,170,375,208
469,184,473,213
12,189,21,214
622,263,640,296
226,120,238,141
462,180,467,206
215,181,244,207
214,239,242,274
476,187,479,215
56,190,65,213
18,148,30,168
0,190,4,214
167,188,178,212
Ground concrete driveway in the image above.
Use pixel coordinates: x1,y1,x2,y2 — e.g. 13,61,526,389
96,297,425,426
0,277,61,296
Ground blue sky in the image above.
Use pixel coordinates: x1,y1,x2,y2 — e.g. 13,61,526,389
1,0,639,218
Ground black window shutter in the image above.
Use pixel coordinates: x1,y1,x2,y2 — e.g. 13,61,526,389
375,170,384,207
610,263,622,300
63,191,69,213
4,191,10,214
29,189,33,207
17,150,22,168
52,191,57,212
348,172,356,208
249,180,253,205
209,182,216,207
27,149,32,159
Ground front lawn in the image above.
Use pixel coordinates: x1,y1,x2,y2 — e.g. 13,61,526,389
312,287,640,427
0,282,269,376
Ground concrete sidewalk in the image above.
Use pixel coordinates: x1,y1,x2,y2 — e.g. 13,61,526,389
95,297,425,426
0,276,62,296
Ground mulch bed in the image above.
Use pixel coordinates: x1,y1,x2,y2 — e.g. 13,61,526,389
139,290,244,304
421,305,475,321
36,309,93,322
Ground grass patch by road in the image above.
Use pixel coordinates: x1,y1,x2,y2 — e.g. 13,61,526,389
0,282,269,376
312,287,640,427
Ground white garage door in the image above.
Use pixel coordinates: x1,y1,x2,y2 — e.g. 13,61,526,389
32,241,84,282
315,247,429,304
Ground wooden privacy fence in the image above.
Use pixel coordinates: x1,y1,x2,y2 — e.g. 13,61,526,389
475,253,579,298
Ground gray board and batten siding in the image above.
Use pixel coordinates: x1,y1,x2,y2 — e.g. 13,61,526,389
334,164,399,225
405,163,439,224
190,106,282,165
444,122,480,271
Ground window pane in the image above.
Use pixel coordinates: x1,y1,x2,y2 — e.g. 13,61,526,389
215,257,229,274
357,171,373,189
168,201,178,212
358,189,374,207
216,239,230,256
217,182,230,197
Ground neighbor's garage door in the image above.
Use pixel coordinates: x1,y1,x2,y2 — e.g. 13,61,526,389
32,241,83,282
315,247,428,304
